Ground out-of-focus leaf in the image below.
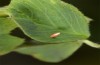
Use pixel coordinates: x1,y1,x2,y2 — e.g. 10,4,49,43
0,8,24,55
7,0,90,43
85,16,93,23
0,34,24,55
0,18,17,34
15,41,82,62
0,7,17,34
0,7,9,18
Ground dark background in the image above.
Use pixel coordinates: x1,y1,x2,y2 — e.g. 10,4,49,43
0,0,100,65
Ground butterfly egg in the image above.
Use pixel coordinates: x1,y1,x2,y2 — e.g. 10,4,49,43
50,32,61,38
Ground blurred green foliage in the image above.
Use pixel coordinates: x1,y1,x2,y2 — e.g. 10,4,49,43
0,0,100,65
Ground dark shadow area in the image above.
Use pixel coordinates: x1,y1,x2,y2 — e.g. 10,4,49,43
0,0,100,65
0,0,11,7
10,28,32,41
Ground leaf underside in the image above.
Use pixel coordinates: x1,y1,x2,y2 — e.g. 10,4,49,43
0,34,24,55
15,41,82,62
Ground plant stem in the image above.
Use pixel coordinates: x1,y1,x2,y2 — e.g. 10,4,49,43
83,40,100,49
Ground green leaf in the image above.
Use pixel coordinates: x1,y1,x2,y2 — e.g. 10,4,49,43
0,8,9,18
15,41,82,62
7,0,90,43
85,16,93,23
0,7,17,34
0,9,24,55
0,17,17,34
0,34,24,55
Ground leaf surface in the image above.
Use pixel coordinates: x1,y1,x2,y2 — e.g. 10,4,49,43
0,34,24,55
15,41,82,62
7,0,90,43
0,12,24,55
0,18,17,34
